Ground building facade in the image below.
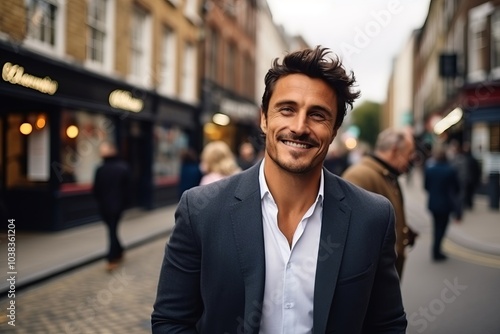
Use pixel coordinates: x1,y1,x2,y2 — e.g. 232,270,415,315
199,0,259,153
416,0,500,179
387,0,500,181
0,0,202,230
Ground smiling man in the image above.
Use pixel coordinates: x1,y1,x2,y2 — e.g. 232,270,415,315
152,46,407,333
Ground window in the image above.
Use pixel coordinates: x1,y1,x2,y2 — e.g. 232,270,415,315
167,0,179,7
225,42,236,89
491,9,500,76
159,27,177,96
5,113,51,188
207,28,219,81
180,42,197,102
153,125,188,184
59,111,115,185
130,6,152,86
184,0,200,23
468,3,494,82
242,53,254,97
25,0,65,54
86,0,114,71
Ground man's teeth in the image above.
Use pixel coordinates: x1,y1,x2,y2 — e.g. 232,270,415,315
284,141,308,148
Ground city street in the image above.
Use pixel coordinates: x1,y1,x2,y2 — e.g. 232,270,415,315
401,171,500,334
0,171,499,333
0,235,169,333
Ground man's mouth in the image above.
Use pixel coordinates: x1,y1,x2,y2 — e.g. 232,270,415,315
283,140,311,149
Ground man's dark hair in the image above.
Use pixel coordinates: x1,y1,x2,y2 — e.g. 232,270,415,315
261,46,360,129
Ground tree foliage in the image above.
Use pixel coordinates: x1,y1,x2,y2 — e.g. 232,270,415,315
350,101,381,147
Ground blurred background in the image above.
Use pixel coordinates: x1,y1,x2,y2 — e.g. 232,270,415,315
0,0,500,334
0,0,499,333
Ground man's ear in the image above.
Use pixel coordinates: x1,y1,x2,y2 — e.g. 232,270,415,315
260,109,267,134
330,128,338,144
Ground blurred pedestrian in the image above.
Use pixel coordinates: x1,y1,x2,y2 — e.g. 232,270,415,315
178,148,203,199
92,141,131,272
152,46,406,333
199,140,241,185
323,142,348,175
237,141,258,170
450,141,481,211
342,127,418,279
424,145,461,261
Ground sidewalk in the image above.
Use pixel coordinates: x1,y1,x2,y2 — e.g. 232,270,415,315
0,205,177,293
401,169,500,259
1,173,499,294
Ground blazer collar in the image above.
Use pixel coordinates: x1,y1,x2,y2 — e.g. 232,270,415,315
313,170,351,333
231,162,265,334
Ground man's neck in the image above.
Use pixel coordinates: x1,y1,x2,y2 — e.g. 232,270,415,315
263,157,321,213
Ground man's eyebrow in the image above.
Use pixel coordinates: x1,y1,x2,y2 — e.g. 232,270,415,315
273,99,298,107
273,100,332,113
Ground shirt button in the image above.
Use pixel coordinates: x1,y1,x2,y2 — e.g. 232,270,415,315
286,263,291,269
285,302,294,309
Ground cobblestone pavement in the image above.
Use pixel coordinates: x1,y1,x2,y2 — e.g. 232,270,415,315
0,235,170,333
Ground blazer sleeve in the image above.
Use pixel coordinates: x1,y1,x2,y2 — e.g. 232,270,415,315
363,202,408,333
151,192,202,333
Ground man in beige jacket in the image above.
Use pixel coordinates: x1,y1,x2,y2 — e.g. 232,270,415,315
342,128,418,279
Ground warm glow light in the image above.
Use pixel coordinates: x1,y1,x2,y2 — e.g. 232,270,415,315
212,113,230,126
433,107,463,135
345,137,357,150
204,122,222,140
35,115,46,129
20,122,33,135
66,125,79,138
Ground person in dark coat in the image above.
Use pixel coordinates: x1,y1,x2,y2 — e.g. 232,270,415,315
450,141,481,211
178,148,203,199
424,145,461,261
93,141,131,272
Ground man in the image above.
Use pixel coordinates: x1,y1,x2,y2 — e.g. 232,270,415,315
93,141,131,272
450,141,481,212
152,46,407,333
237,141,258,170
425,145,461,261
342,128,417,279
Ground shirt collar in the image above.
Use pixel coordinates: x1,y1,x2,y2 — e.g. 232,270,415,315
259,158,324,204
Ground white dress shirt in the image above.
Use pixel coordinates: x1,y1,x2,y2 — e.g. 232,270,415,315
258,160,324,334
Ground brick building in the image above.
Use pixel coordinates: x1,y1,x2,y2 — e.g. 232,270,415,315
0,0,202,230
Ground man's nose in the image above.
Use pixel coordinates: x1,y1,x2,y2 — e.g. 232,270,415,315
289,113,309,134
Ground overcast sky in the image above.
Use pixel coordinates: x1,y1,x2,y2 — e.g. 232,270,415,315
266,0,431,105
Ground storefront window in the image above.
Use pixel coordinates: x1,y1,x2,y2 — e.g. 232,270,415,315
59,110,114,185
153,125,188,184
6,112,50,188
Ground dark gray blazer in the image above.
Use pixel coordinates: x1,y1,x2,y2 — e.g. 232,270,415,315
152,162,407,333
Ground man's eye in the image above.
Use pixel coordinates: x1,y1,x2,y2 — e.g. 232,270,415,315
310,113,326,120
280,107,294,113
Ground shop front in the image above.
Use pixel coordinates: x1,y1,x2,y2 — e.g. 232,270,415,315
151,97,200,207
201,81,260,154
0,42,197,231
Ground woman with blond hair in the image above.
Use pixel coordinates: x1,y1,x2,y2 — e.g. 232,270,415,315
199,140,241,185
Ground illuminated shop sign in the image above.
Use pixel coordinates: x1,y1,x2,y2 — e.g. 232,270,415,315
220,98,258,121
2,62,58,95
108,89,144,112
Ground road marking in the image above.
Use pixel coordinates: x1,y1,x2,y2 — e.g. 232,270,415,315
443,239,500,269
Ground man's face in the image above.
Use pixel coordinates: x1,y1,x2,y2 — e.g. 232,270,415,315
394,137,415,174
260,74,338,174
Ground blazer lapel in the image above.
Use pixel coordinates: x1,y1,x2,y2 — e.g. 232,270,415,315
230,163,265,334
313,172,351,333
